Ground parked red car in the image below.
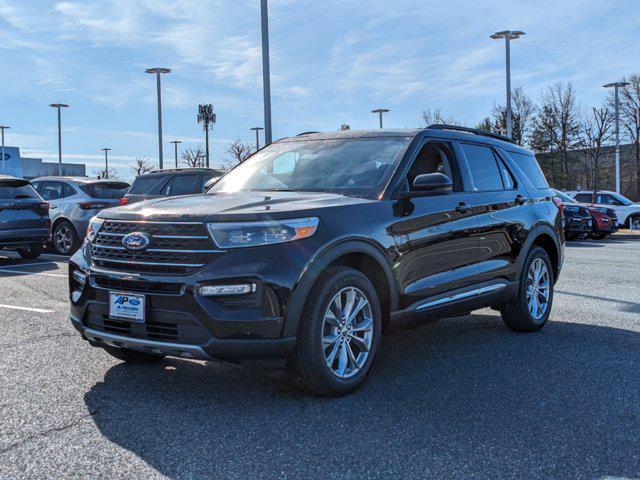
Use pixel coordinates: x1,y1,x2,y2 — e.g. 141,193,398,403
555,190,618,240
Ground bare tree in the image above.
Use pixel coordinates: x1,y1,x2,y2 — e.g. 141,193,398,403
580,106,614,198
224,140,253,167
93,168,119,180
421,108,457,126
181,146,206,168
130,155,155,176
610,74,640,197
488,87,536,146
339,123,351,130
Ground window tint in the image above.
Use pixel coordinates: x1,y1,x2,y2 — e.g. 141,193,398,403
596,194,620,206
129,176,165,194
574,193,592,203
0,180,39,200
79,182,128,199
497,158,516,189
507,152,549,189
63,183,77,197
407,142,459,192
163,174,202,196
460,143,503,191
39,181,67,200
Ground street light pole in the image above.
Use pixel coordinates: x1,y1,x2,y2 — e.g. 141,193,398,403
260,0,273,146
371,108,390,129
0,126,9,174
604,81,630,194
49,103,69,176
250,127,264,151
101,148,111,178
170,140,182,168
145,68,172,170
490,30,525,139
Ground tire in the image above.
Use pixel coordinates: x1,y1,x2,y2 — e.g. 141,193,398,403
18,244,43,259
101,345,164,364
501,246,554,332
52,220,80,255
288,266,382,396
591,232,609,240
628,215,640,231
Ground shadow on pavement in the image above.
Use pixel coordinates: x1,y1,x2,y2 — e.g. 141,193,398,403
84,315,640,479
0,257,60,276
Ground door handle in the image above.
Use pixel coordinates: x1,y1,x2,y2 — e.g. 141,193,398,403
515,195,526,205
49,205,58,210
455,202,470,213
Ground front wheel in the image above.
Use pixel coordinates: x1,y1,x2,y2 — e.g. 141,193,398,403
628,215,640,231
289,266,382,396
501,246,554,332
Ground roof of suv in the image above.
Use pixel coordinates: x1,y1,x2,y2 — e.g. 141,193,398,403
140,168,223,177
32,176,128,185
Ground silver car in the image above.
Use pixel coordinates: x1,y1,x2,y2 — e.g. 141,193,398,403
31,177,129,254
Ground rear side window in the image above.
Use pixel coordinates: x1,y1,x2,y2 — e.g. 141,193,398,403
507,152,549,189
39,181,70,200
129,176,165,194
79,182,129,199
0,181,39,199
460,143,504,191
574,193,592,203
162,174,202,196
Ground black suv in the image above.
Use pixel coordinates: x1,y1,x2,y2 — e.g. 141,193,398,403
120,168,223,205
69,126,564,395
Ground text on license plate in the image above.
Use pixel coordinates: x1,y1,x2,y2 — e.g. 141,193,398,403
109,292,145,322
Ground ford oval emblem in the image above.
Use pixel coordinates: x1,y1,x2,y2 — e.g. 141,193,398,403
122,232,150,251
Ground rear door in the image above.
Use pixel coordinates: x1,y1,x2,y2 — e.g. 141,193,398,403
0,180,49,237
458,141,531,285
389,138,480,308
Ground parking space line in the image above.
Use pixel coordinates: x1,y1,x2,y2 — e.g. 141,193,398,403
0,262,57,269
0,303,54,313
0,268,67,278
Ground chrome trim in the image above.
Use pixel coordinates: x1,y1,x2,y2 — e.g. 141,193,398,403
83,328,210,360
416,283,507,311
92,244,221,253
92,257,205,268
99,232,209,240
103,219,204,225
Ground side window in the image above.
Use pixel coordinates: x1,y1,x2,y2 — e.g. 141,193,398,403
163,175,202,196
31,181,41,192
497,158,516,190
574,194,592,203
406,141,460,192
39,181,64,200
63,183,76,197
506,151,549,189
460,143,504,191
597,194,618,205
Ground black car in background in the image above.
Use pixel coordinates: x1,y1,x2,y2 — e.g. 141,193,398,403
0,175,50,259
120,168,223,205
70,126,564,396
552,190,592,240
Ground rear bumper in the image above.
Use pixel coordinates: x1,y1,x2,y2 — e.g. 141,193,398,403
0,227,49,248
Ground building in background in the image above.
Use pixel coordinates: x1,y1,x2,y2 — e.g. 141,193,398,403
0,146,85,179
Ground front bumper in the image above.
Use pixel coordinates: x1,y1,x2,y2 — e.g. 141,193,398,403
565,216,592,234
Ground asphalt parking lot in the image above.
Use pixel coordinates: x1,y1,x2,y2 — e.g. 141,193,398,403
1,236,640,480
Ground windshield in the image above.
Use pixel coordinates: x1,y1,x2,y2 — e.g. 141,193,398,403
79,182,130,199
211,137,412,199
553,190,577,204
612,193,634,206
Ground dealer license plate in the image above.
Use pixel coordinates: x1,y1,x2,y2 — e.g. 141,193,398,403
109,292,145,322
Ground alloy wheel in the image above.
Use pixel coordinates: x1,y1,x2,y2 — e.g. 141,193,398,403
322,286,374,379
526,258,550,320
54,224,73,254
631,218,640,231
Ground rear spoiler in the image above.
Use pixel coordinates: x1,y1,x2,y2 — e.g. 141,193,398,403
0,178,29,188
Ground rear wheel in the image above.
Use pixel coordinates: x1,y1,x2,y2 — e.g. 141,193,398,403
53,220,80,255
18,244,43,259
628,215,640,231
289,266,382,396
501,246,554,332
102,345,164,364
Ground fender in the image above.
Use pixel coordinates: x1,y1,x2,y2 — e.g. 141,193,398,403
282,238,399,337
515,222,563,283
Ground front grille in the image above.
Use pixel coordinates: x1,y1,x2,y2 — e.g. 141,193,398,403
91,220,223,274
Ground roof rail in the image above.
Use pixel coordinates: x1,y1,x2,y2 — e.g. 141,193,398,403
426,124,515,144
296,131,320,136
148,167,217,174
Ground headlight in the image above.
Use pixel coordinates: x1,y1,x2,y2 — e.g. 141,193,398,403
86,216,105,242
564,205,579,212
207,217,319,248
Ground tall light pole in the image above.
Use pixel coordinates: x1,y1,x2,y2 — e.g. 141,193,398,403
197,104,216,168
251,126,264,151
490,30,525,139
145,67,171,170
371,108,390,129
49,103,69,176
170,140,182,168
101,148,111,178
0,125,9,174
260,0,273,146
604,81,630,194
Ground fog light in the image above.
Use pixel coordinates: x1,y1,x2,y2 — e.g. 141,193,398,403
73,270,86,288
197,283,256,296
71,290,82,302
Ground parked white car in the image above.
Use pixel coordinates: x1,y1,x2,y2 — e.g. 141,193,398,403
565,190,640,229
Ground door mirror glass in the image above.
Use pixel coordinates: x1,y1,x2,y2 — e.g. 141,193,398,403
412,173,452,193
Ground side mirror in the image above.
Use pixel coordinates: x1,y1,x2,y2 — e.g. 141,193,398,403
411,173,453,194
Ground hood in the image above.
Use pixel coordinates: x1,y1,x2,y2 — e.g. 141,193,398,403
99,191,373,222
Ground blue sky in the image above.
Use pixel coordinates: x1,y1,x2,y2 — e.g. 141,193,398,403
0,0,638,181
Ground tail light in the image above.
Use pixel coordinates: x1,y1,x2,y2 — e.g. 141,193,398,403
552,196,564,217
78,201,112,210
119,197,130,206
